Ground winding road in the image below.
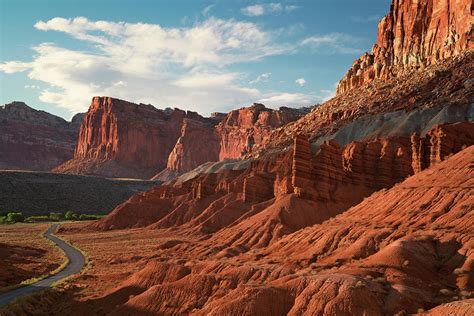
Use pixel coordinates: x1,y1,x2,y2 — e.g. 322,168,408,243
0,224,85,306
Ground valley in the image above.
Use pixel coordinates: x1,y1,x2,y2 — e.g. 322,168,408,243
0,0,473,314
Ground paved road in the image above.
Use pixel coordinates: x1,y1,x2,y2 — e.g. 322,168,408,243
0,224,85,306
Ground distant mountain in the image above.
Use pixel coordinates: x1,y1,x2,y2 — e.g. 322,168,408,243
54,97,308,179
0,101,84,171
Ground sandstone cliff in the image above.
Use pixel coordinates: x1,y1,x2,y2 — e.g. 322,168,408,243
0,102,82,171
337,0,473,94
217,103,307,160
55,97,195,178
258,51,474,154
92,121,474,232
57,98,304,179
412,122,474,173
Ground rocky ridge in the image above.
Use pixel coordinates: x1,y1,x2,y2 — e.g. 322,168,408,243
337,0,473,94
0,102,83,171
91,121,474,233
73,144,474,316
256,51,474,155
56,98,307,179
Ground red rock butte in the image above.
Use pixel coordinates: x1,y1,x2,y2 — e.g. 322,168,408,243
55,98,307,179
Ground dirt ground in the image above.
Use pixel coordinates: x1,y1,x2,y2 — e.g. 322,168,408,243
0,223,63,290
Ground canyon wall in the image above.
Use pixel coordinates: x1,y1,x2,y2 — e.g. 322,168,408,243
0,102,83,171
337,0,473,94
55,97,194,178
166,118,220,174
57,98,305,179
411,121,474,173
217,104,307,160
93,121,474,231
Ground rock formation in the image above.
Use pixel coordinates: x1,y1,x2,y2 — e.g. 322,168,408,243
61,146,474,316
166,117,220,174
258,51,474,154
337,0,473,94
243,172,275,203
55,97,213,179
0,101,83,171
412,122,474,173
217,103,307,159
57,99,304,179
291,134,312,196
16,1,474,314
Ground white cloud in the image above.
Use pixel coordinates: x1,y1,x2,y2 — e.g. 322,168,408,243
202,4,215,16
257,88,335,108
0,17,293,116
0,61,32,73
257,92,314,107
241,3,299,16
249,72,271,84
24,84,40,89
295,78,306,86
301,33,363,54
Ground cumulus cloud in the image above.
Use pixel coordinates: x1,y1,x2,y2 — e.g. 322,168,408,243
241,3,299,17
301,33,363,54
0,17,293,115
295,78,306,86
249,72,271,84
257,87,335,107
257,92,314,107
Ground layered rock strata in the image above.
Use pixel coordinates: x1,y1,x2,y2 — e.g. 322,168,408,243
166,118,220,174
216,103,307,160
291,134,313,196
0,102,83,171
411,122,474,172
337,0,473,94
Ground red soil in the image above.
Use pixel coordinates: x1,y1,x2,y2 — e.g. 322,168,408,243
24,145,471,316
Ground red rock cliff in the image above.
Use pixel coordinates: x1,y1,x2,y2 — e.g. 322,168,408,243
0,102,82,171
56,97,187,178
166,117,221,173
217,103,305,160
411,122,474,173
337,0,473,94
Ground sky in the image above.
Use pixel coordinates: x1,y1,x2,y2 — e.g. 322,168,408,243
0,0,390,120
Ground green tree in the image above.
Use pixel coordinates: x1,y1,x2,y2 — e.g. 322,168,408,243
6,212,25,223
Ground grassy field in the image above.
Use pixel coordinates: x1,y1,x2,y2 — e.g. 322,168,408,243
0,223,64,291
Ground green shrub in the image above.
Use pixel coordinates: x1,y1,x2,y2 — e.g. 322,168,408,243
64,211,79,221
49,212,64,221
6,212,25,223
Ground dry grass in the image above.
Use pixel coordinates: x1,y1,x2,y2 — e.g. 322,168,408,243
0,223,64,291
56,221,193,299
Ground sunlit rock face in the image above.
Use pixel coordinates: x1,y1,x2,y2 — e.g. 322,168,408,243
55,97,194,178
216,103,307,160
337,0,473,94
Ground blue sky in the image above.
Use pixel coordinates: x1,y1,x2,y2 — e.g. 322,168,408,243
0,0,390,120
